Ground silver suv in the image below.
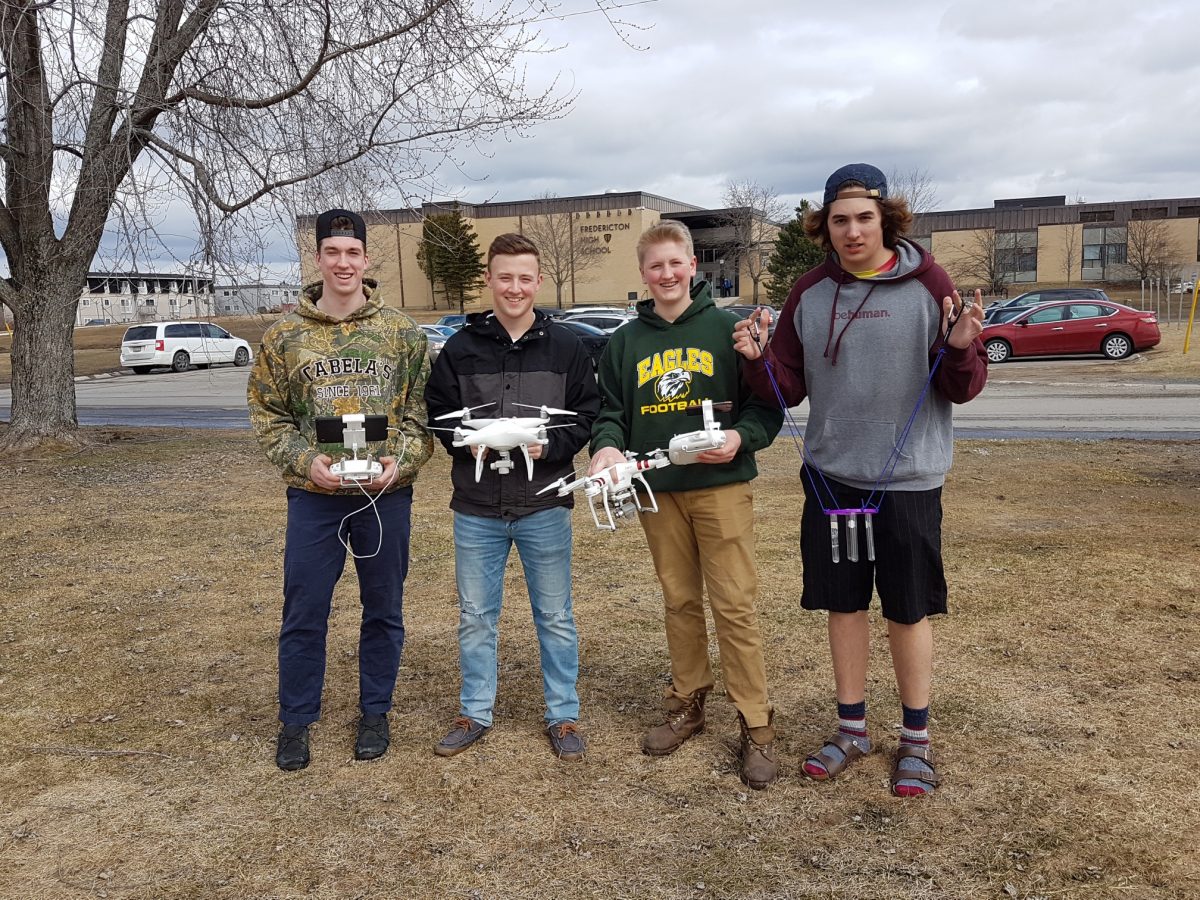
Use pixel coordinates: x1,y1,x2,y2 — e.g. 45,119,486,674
120,321,253,374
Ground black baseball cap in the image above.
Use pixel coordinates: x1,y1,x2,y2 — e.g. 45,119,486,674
315,208,367,248
822,163,888,206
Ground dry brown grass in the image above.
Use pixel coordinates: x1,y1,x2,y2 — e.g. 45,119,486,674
1,429,1197,899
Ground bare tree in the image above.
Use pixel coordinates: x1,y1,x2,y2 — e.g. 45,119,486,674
1060,194,1085,285
887,167,940,214
1125,216,1174,283
0,0,642,448
947,229,1009,296
1061,222,1081,285
718,180,786,304
521,195,605,308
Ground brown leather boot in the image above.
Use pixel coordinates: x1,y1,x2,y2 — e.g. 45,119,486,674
642,690,707,756
739,711,779,790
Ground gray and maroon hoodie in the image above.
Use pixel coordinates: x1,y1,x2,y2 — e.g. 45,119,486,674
743,239,987,491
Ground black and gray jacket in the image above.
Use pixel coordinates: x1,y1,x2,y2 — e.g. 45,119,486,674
425,310,601,519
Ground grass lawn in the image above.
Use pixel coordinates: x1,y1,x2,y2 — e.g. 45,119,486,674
0,430,1197,898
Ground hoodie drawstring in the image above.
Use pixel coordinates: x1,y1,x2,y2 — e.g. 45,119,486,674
822,281,877,366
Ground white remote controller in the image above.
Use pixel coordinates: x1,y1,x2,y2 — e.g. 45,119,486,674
667,398,727,465
329,458,383,483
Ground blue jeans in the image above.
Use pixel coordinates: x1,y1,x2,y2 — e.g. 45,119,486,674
453,507,580,727
279,487,412,726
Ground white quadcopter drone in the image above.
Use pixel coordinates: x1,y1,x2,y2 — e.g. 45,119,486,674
430,402,580,482
539,450,671,531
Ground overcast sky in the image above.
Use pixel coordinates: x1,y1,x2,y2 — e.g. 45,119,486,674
448,0,1200,214
113,0,1200,278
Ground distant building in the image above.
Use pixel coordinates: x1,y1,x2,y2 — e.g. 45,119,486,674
912,196,1200,291
213,283,301,315
295,192,780,310
75,272,215,325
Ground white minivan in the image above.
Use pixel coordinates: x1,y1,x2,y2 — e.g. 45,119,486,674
120,321,253,374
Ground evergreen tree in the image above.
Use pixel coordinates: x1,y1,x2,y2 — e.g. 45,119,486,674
417,207,486,312
766,202,824,305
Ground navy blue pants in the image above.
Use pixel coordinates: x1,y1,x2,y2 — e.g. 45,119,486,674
279,486,413,726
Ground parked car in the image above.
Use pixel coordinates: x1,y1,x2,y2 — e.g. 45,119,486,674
1178,281,1195,294
560,306,630,320
435,314,468,330
563,312,633,334
981,300,1160,363
419,324,450,362
82,318,111,326
556,319,610,369
120,321,252,374
983,288,1112,325
721,304,771,320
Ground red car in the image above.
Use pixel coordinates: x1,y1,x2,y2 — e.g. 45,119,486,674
981,299,1160,363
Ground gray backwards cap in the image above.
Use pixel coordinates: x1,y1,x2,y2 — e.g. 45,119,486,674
315,208,367,248
822,163,888,206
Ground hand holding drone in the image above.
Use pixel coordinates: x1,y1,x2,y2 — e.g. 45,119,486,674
540,450,671,531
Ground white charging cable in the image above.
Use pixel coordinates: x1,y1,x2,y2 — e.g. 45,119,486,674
336,429,407,560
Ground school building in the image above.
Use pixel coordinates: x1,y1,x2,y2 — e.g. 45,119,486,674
297,192,780,311
295,191,1200,312
911,195,1200,292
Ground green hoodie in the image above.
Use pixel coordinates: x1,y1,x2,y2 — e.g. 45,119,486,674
246,279,434,493
591,281,782,493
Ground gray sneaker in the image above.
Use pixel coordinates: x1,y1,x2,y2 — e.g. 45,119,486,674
546,721,587,761
434,716,490,757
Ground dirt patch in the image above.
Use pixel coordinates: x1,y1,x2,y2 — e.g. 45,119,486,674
1,433,1198,899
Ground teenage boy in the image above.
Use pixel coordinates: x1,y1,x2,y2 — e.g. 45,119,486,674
424,233,600,761
589,220,784,789
734,163,987,796
248,208,434,771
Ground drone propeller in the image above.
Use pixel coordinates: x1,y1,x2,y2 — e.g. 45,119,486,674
434,402,495,422
513,402,576,417
536,469,583,495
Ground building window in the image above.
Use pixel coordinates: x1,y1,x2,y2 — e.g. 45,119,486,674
1079,210,1115,223
1177,205,1200,218
910,235,932,251
1082,226,1127,280
1130,207,1168,220
996,230,1038,283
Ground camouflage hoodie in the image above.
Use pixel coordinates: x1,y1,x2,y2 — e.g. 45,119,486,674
246,279,435,493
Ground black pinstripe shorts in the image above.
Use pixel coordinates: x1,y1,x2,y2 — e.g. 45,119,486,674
798,468,948,625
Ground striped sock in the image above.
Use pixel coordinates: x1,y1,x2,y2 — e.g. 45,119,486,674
803,700,870,778
838,700,869,739
893,704,935,797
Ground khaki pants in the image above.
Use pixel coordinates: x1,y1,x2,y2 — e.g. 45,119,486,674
640,481,772,728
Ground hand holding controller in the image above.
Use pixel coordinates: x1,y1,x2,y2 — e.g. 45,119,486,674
667,399,732,465
314,413,389,487
329,457,384,484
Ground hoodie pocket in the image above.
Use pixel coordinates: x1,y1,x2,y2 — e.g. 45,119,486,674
815,417,911,483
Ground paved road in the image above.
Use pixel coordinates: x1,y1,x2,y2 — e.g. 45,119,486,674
2,364,1199,439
